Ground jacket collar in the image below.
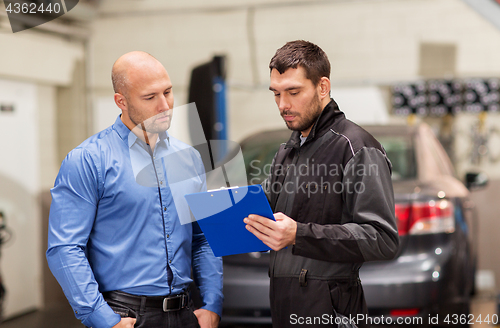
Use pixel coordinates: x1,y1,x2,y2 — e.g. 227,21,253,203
285,98,345,149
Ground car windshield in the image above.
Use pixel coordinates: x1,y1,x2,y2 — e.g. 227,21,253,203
237,133,416,184
243,139,285,185
375,136,416,181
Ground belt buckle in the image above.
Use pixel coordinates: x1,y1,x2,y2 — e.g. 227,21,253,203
163,295,184,312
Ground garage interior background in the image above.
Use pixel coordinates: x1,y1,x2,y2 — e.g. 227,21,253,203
0,0,500,319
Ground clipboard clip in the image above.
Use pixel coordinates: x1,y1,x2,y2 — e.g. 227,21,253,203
207,186,240,192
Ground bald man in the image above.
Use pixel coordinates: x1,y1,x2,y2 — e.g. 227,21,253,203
47,52,223,328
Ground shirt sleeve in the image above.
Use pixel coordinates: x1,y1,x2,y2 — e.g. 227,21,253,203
191,222,224,316
293,147,400,262
190,153,224,317
46,148,121,328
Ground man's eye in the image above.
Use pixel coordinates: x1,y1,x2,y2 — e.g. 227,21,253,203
274,93,280,97
290,92,299,96
146,97,154,100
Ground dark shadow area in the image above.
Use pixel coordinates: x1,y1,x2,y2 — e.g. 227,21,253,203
1,302,82,328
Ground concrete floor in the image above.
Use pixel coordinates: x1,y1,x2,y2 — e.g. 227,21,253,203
1,293,498,328
1,302,82,328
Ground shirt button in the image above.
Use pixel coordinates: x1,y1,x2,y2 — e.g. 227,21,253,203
167,234,170,238
160,181,163,185
164,207,167,211
169,260,172,263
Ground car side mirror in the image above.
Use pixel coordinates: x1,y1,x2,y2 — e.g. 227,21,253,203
465,172,488,190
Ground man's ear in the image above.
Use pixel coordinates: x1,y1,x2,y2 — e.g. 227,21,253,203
318,77,331,100
114,93,127,111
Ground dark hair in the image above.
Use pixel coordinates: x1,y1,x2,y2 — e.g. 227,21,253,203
269,40,330,86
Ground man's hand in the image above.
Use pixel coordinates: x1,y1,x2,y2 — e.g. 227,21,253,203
112,317,136,328
193,309,220,328
244,212,297,251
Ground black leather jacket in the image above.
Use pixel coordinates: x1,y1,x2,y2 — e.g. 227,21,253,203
263,99,399,327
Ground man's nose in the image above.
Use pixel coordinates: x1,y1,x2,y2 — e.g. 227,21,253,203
278,95,290,111
159,94,170,112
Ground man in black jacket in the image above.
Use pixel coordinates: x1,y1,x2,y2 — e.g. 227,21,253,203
244,40,399,327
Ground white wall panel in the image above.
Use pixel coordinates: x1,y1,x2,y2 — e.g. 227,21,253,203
0,78,42,318
0,33,84,86
38,85,59,190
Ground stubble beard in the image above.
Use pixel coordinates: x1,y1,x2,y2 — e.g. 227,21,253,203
128,102,172,134
282,93,322,133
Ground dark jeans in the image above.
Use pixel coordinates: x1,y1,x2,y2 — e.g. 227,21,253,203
103,292,201,328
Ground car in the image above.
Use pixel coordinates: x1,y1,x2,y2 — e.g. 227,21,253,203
209,123,487,327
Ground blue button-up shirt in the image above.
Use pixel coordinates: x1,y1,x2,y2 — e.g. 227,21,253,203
46,116,223,328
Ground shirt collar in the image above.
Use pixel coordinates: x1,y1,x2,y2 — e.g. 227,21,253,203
113,115,131,143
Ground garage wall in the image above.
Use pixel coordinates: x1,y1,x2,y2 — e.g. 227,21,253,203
38,85,59,191
0,27,86,317
470,180,500,292
0,31,84,86
90,0,500,143
0,79,42,318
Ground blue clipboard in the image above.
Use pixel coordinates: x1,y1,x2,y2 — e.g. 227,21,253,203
184,184,274,257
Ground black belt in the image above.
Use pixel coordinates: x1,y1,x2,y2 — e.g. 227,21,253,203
103,290,189,312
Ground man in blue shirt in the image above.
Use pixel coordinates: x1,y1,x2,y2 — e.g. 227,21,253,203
46,51,223,328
